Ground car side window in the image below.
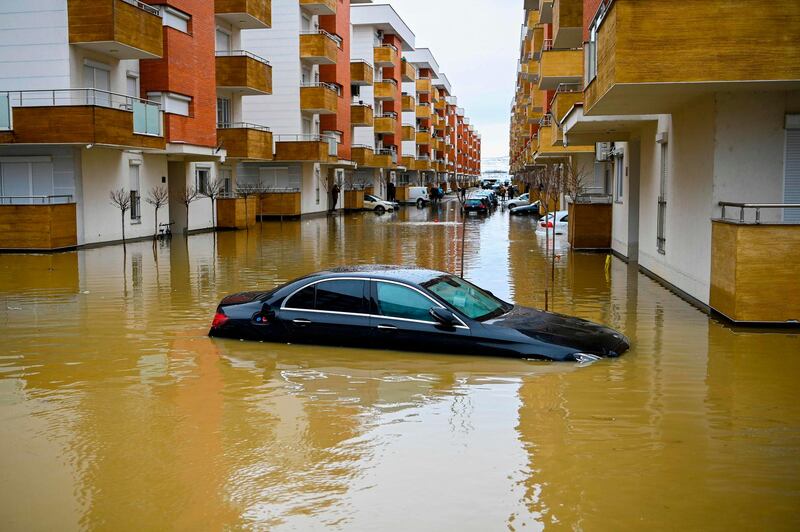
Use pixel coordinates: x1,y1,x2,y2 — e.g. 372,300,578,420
285,284,315,310
376,282,436,322
315,280,366,314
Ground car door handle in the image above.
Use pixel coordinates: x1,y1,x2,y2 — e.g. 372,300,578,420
292,318,312,325
377,324,397,330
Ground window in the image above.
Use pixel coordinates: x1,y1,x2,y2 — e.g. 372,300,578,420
126,73,139,99
161,6,190,33
217,97,231,126
219,168,232,196
315,167,320,204
424,275,507,321
147,92,191,116
614,152,624,203
286,285,315,310
0,157,54,204
196,167,211,195
586,24,597,84
215,28,231,52
83,61,110,106
315,280,366,314
376,282,436,322
657,141,668,254
259,167,289,189
129,162,141,221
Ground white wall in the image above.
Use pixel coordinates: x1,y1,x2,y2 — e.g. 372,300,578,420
351,26,376,148
300,163,327,215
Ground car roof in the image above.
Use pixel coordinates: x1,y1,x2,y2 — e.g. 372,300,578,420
319,265,448,284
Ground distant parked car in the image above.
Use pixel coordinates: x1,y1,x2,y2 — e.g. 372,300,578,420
507,193,531,210
404,186,430,208
468,194,492,210
510,201,542,217
537,210,569,234
462,198,489,215
364,194,396,214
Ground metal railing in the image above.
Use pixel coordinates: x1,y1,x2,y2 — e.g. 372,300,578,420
351,144,374,151
376,78,397,86
121,0,160,16
274,133,338,156
0,88,162,136
0,195,73,205
215,49,271,65
718,202,800,224
300,29,343,47
376,43,398,52
378,111,397,119
217,122,271,131
300,81,341,96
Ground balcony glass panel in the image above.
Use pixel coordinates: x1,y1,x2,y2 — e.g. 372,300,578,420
0,93,9,130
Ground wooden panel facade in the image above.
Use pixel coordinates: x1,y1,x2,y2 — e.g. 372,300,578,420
216,55,272,95
7,106,165,150
350,105,373,126
67,0,162,59
401,61,416,82
416,79,432,94
552,0,583,49
373,81,396,101
551,91,583,123
351,146,374,167
371,154,393,169
299,0,336,16
374,116,396,134
299,86,338,114
0,203,77,250
217,127,273,160
567,202,612,249
274,140,336,163
299,33,338,64
350,61,374,85
215,0,271,28
343,190,364,211
416,105,431,119
216,197,257,229
401,156,416,170
416,131,431,145
374,46,398,67
402,95,416,112
538,49,583,89
260,192,301,217
710,221,800,323
402,125,416,141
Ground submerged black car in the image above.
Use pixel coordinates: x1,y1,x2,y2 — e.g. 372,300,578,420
209,266,629,362
462,198,489,214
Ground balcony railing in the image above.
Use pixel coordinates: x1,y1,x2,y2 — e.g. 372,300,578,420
718,202,800,224
275,134,338,157
0,195,74,206
216,50,272,94
67,0,162,59
1,89,162,136
300,30,340,65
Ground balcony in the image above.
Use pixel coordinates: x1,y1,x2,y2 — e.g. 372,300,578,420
274,134,338,163
374,79,397,101
0,89,164,150
299,30,340,65
567,199,612,250
710,204,800,323
300,83,339,115
434,99,446,111
401,156,416,170
416,78,432,94
350,61,374,86
372,149,396,168
401,124,416,141
216,197,257,229
351,104,373,127
537,0,553,24
216,123,273,160
416,130,431,145
0,197,77,251
538,47,582,90
216,51,272,95
374,114,397,134
374,44,398,67
401,60,416,82
416,156,432,171
552,0,583,49
551,84,583,123
402,94,416,112
215,0,271,29
416,104,432,119
583,1,800,115
260,191,301,217
299,0,336,16
351,145,374,167
67,0,162,60
531,26,545,59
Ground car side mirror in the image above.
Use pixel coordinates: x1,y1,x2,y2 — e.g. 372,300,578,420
429,307,457,327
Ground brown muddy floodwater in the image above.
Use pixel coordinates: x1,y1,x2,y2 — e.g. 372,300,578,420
1,199,799,531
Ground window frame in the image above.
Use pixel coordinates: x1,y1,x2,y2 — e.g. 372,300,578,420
282,277,370,317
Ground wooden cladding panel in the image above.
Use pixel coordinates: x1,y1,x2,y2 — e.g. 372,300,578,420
215,0,271,27
401,156,416,170
350,62,374,85
216,55,272,94
551,91,582,122
351,105,373,126
260,192,301,216
351,147,374,166
373,82,396,101
567,203,612,249
300,86,338,114
416,79,432,94
538,49,583,86
402,95,416,112
371,154,393,169
553,0,583,48
9,106,164,149
710,221,800,323
299,33,338,64
0,204,77,250
401,61,416,82
217,128,273,160
374,117,396,134
374,46,398,66
395,185,409,201
343,190,364,210
299,0,336,15
274,141,335,162
68,0,162,58
401,125,416,141
416,105,431,119
216,197,257,229
416,131,431,145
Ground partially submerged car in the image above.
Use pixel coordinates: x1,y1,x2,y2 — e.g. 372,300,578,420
510,201,542,217
363,193,396,214
462,198,489,215
210,266,629,362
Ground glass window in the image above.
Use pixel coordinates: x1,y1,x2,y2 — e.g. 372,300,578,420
286,285,315,310
161,7,190,33
315,280,365,314
424,275,508,321
196,167,210,195
376,282,435,322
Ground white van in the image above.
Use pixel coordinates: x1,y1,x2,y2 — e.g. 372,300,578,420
404,186,430,207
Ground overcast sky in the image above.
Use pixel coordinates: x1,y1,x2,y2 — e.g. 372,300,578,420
376,0,522,159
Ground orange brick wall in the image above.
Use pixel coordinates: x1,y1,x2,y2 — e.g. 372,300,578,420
319,0,352,160
382,34,403,157
140,1,217,149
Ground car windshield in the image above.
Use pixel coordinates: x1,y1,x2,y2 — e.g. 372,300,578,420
423,275,510,321
365,194,380,202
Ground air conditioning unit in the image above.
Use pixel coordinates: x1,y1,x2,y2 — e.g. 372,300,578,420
596,142,611,162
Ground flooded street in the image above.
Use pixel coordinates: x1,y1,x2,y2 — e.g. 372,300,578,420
1,199,799,530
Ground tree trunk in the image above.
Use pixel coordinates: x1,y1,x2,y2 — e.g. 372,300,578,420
185,205,190,235
153,207,159,240
121,211,126,243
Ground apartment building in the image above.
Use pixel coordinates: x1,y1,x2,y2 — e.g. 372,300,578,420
510,0,800,324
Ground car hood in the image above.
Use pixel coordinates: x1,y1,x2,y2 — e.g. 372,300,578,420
485,305,629,358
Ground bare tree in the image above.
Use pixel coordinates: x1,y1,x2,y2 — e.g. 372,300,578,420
109,188,131,245
145,185,169,240
200,178,226,228
563,159,589,201
177,185,199,234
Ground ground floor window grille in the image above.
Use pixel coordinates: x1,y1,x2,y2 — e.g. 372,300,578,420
614,152,624,202
129,163,141,222
196,167,211,195
785,129,800,222
657,142,668,254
